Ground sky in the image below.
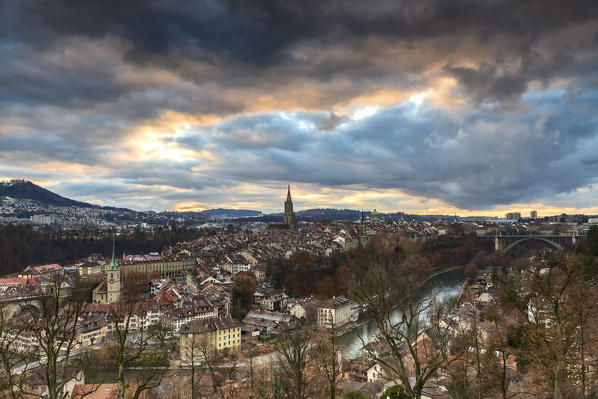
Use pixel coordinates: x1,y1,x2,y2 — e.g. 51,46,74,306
1,0,598,216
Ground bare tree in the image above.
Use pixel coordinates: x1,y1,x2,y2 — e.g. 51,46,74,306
181,333,209,399
525,264,578,399
182,332,240,399
25,276,94,399
147,321,171,347
565,274,598,398
483,305,519,399
438,302,477,399
107,301,167,399
273,327,312,399
232,345,276,399
313,325,342,399
356,258,463,399
0,304,32,399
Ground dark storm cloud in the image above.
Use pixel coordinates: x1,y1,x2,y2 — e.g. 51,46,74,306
7,0,596,59
2,0,598,108
2,0,598,210
176,91,598,209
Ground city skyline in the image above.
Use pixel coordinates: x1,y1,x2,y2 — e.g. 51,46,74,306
2,1,598,215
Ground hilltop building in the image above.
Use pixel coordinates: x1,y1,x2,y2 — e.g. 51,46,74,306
370,209,379,221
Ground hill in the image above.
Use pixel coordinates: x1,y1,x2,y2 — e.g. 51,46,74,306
0,180,95,208
178,208,262,219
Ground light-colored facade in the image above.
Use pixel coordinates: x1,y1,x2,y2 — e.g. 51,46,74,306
289,302,306,320
317,296,359,329
106,268,120,303
119,258,196,278
166,302,219,335
220,261,251,276
254,289,288,312
179,318,242,363
77,262,103,277
75,321,108,348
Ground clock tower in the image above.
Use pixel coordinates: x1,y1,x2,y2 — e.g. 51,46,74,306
107,238,120,303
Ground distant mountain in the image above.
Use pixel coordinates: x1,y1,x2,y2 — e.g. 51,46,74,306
179,208,262,219
0,180,95,208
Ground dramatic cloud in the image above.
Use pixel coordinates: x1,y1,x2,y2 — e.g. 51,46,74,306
1,0,598,213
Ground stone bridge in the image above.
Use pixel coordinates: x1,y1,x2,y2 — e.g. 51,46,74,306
0,294,48,319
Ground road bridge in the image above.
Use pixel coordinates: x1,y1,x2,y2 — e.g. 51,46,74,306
478,234,583,254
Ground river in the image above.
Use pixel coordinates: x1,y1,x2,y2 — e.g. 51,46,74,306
338,268,465,359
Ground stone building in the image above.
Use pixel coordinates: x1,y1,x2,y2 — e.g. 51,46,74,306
283,184,296,230
93,240,121,304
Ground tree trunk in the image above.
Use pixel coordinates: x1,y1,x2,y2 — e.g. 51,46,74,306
553,360,564,399
118,362,125,399
580,314,586,398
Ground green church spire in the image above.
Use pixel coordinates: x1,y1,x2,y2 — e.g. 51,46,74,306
109,237,118,270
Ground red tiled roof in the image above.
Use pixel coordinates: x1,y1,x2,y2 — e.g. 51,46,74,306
33,264,63,273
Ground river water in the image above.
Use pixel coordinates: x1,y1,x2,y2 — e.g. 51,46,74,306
338,268,465,359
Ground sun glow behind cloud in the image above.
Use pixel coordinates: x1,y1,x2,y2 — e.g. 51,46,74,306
2,1,598,216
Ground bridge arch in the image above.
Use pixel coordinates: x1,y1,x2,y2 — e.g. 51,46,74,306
0,297,43,319
502,237,563,254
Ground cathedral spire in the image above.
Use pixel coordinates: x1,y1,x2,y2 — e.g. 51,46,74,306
284,184,296,230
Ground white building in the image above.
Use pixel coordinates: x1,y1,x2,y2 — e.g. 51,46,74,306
317,296,359,329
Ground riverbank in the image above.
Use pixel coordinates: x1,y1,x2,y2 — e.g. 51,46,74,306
339,266,465,339
423,265,465,284
339,267,465,358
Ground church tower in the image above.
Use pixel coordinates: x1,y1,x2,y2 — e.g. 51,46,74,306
107,238,120,303
358,209,369,247
283,184,296,230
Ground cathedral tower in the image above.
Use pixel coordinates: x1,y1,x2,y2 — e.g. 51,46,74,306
283,184,296,230
107,238,120,303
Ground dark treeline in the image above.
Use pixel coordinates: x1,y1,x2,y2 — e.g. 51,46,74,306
267,233,493,300
0,224,206,275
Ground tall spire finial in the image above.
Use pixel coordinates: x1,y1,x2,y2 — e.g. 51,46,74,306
287,184,291,200
110,237,118,268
